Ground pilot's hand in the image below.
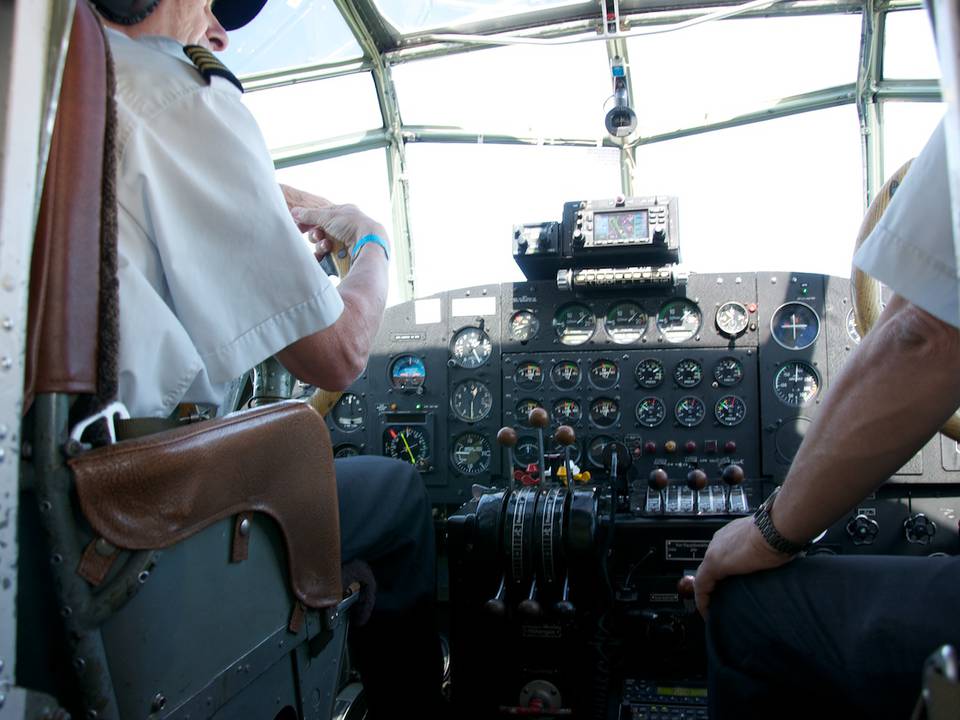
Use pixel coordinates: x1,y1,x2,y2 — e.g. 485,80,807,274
290,203,390,263
693,515,793,618
280,183,333,232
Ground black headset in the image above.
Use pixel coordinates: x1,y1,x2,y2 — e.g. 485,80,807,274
91,0,269,30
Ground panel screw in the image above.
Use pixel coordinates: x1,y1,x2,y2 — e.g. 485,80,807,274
138,571,150,584
87,710,99,719
0,426,7,440
238,518,251,537
74,657,86,672
151,694,166,712
39,500,52,512
0,357,11,371
1,318,11,331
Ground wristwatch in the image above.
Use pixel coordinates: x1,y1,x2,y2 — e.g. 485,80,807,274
753,486,807,555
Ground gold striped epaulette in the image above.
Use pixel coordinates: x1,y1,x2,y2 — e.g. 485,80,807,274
182,45,243,93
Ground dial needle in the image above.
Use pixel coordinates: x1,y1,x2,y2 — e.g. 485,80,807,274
400,432,416,464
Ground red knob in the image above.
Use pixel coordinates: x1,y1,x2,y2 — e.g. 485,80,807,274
644,441,657,454
724,440,737,454
684,441,697,454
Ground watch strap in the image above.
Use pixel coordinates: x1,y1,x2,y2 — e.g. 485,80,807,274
753,486,807,555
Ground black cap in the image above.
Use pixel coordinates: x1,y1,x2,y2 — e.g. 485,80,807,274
214,0,270,31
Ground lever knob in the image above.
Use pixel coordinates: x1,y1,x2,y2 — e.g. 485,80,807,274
554,425,576,447
721,464,745,487
497,427,518,448
528,407,549,429
648,468,669,491
677,575,696,600
686,469,708,492
485,576,507,617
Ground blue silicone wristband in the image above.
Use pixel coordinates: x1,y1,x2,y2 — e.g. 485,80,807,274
352,234,389,261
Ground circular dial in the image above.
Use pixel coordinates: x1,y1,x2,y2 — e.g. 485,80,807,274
657,299,702,343
334,444,361,459
451,327,493,368
604,302,648,344
636,397,666,428
590,398,620,427
451,432,492,475
771,302,821,350
589,359,619,389
673,359,703,388
551,360,581,390
552,398,582,425
713,357,744,387
331,393,365,432
715,395,747,426
390,355,426,390
846,309,861,344
515,436,539,467
587,436,615,467
515,399,543,426
675,396,706,427
635,358,665,389
383,426,430,466
715,301,749,337
509,310,540,342
774,361,821,406
451,380,493,423
514,361,543,390
553,303,596,346
551,439,582,465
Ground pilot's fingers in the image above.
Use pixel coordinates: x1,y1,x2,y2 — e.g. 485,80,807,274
281,185,334,213
693,563,716,618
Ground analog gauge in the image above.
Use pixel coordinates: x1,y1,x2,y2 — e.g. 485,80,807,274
713,357,744,387
771,302,821,350
514,361,543,390
635,358,665,389
516,399,543,426
552,398,582,425
774,361,821,407
551,439,582,465
390,355,426,390
675,396,706,427
590,398,620,428
331,393,365,432
846,309,861,344
604,302,648,344
636,397,666,428
589,359,619,390
451,327,493,368
551,360,581,390
451,380,493,423
673,359,703,388
383,426,430,466
451,432,492,476
657,299,702,343
334,444,361,459
588,436,615,467
715,301,749,337
509,310,540,342
553,303,596,346
515,436,539,467
715,395,747,427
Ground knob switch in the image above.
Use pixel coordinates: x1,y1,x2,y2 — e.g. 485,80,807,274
904,513,937,545
686,469,708,492
845,514,879,546
648,468,669,491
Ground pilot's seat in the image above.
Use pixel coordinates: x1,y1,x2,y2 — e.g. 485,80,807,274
16,3,361,718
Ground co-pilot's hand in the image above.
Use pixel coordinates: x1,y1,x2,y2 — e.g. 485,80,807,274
289,203,390,264
693,515,794,618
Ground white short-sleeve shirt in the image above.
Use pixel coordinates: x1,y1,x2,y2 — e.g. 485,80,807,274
854,119,960,329
107,30,344,417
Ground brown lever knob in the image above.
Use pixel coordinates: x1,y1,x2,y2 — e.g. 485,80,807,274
648,468,669,491
721,464,745,486
497,427,518,448
554,425,576,447
677,575,696,600
528,407,549,429
686,468,708,492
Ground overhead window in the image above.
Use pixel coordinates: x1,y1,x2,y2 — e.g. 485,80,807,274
373,0,583,33
883,9,941,80
220,0,363,78
405,144,621,298
626,14,861,138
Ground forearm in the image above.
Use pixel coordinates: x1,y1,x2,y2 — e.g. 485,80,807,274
773,295,960,544
334,246,390,374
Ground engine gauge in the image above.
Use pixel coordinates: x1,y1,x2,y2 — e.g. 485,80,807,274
514,361,543,390
551,439,582,465
590,398,620,428
451,432,492,476
715,395,747,427
636,397,666,428
553,303,596,346
509,310,540,342
716,301,749,337
451,380,493,423
515,436,539,467
516,399,543,426
451,327,493,368
334,444,361,459
551,360,581,390
635,358,665,389
713,357,744,387
383,426,430,466
390,355,426,390
588,436,615,467
331,393,365,431
673,359,703,388
675,396,706,427
771,302,821,350
657,299,702,343
604,302,648,344
774,361,821,406
552,398,582,425
589,359,619,390
846,309,861,344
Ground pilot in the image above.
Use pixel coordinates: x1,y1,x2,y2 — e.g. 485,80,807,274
90,0,442,716
695,120,960,717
